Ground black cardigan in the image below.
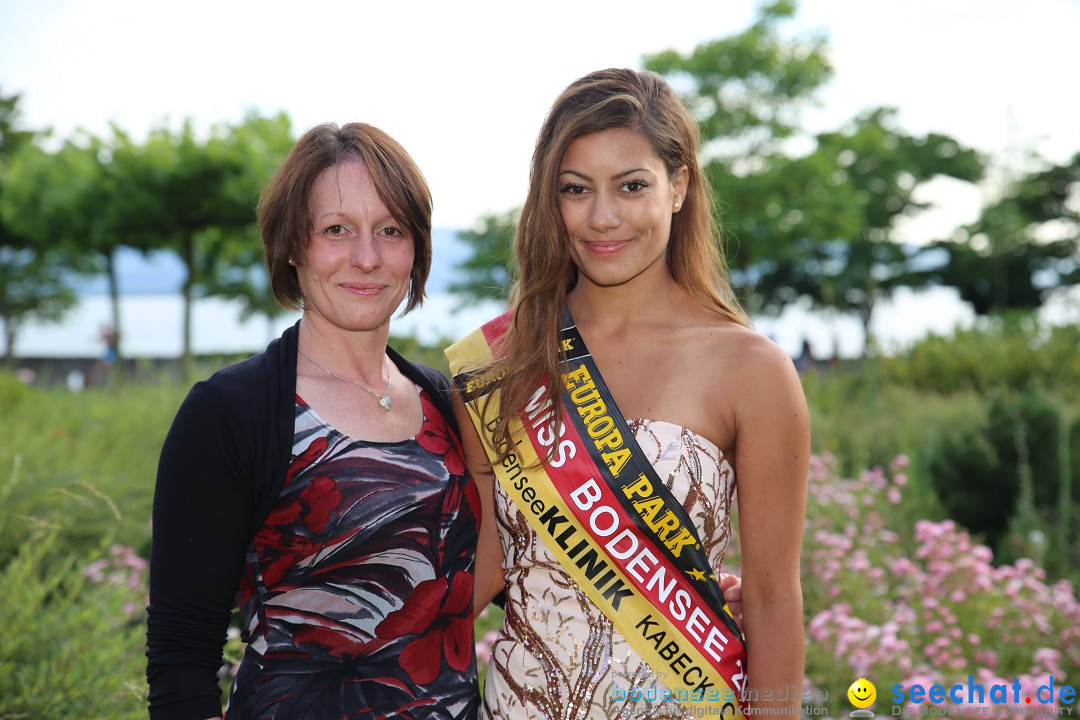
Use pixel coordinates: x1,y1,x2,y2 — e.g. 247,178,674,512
145,320,456,720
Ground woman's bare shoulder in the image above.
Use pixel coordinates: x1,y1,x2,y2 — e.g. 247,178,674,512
696,320,803,406
697,318,791,366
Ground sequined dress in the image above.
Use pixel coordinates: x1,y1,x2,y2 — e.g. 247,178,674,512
481,419,737,720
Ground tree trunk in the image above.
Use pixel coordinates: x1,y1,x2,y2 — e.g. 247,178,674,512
1,316,12,366
105,248,122,361
859,299,877,358
181,234,195,380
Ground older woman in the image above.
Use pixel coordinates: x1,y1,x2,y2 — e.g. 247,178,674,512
146,123,480,720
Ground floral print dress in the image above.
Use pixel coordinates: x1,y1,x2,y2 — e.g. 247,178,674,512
226,389,480,720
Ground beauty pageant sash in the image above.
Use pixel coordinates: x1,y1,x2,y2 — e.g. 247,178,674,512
446,310,747,717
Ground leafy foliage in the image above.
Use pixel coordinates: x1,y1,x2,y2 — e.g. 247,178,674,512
879,315,1080,396
645,0,831,161
806,110,983,341
927,391,1079,553
449,210,518,306
922,152,1080,315
5,132,130,355
0,88,80,362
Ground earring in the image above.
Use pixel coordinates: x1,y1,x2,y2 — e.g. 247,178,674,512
288,258,295,266
674,201,682,211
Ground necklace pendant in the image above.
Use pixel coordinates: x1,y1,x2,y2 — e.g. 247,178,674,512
379,394,392,411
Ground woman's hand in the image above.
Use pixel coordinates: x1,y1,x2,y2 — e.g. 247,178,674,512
719,572,743,629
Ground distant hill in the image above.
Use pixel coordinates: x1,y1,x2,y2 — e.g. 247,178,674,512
72,227,468,296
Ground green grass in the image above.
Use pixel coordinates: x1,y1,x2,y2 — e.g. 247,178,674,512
0,375,186,565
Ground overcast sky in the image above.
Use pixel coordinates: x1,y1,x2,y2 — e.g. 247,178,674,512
2,0,1078,236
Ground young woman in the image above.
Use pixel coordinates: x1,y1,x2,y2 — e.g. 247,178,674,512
448,68,809,719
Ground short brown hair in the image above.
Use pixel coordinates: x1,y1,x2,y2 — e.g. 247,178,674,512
258,122,432,313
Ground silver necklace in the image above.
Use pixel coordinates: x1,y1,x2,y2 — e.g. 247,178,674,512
298,347,393,411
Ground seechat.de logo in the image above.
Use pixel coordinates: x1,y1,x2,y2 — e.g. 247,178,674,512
891,677,1077,716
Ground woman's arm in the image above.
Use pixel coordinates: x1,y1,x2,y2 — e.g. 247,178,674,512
452,392,507,619
731,339,810,713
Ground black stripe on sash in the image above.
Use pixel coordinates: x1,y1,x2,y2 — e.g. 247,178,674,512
558,313,743,643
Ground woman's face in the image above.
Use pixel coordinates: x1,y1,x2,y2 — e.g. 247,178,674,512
557,128,687,290
295,161,414,335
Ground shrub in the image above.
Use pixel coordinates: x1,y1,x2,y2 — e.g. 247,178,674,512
0,370,35,410
880,315,1080,398
927,389,1080,570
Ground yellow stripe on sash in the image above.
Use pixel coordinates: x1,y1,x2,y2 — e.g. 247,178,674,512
447,325,746,718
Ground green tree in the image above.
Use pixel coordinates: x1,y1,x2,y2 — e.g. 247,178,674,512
5,130,140,360
924,152,1079,314
0,89,77,364
708,149,864,315
803,109,983,348
108,113,293,376
645,7,985,353
198,113,296,339
645,0,831,162
643,1,862,321
449,209,519,306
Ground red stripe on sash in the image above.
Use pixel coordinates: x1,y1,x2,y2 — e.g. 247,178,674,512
516,396,744,669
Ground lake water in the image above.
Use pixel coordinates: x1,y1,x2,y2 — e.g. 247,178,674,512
9,286,993,361
6,242,1077,361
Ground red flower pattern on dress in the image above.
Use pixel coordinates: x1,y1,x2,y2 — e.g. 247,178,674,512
256,437,343,587
283,432,327,488
416,393,466,476
295,475,342,533
375,572,473,685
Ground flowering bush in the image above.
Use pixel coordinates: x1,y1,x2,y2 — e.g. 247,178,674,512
802,452,1080,716
83,543,149,618
0,531,148,719
469,453,1080,713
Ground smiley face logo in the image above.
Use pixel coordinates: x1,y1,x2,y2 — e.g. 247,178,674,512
847,678,877,708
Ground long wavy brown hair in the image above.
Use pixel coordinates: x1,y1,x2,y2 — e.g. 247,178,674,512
485,68,750,462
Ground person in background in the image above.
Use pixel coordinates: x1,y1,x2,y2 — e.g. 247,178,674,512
448,68,809,719
795,338,815,376
89,324,119,386
146,122,480,720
